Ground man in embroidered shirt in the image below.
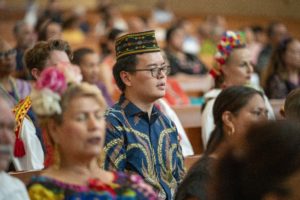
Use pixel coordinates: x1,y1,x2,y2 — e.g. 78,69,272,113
103,30,185,200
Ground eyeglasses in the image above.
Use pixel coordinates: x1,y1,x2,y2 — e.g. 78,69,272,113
0,49,17,60
128,65,171,78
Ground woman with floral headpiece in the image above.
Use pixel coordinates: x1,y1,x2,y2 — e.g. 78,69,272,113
201,31,275,149
27,67,158,200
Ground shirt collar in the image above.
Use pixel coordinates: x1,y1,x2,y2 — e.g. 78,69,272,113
119,95,160,123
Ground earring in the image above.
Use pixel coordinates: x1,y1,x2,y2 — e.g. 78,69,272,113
53,143,61,170
224,126,235,136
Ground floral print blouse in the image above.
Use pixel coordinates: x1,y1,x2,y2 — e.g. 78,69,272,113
27,171,158,200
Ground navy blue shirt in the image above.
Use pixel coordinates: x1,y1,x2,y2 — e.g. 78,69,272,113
104,95,185,200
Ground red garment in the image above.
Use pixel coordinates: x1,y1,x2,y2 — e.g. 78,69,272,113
164,78,190,106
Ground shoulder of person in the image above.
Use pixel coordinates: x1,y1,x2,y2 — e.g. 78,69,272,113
0,172,28,196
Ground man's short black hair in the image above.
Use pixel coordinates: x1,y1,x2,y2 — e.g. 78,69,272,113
113,54,138,92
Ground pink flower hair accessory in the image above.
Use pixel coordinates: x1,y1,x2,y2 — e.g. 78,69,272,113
35,66,67,94
31,67,68,116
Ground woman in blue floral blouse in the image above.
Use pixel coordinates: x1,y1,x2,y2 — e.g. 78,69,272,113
27,67,157,200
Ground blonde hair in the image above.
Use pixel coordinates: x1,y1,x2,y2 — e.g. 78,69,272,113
37,82,107,141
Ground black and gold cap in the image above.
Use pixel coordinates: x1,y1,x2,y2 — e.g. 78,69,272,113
115,30,160,60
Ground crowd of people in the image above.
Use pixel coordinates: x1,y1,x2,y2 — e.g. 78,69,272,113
1,0,300,199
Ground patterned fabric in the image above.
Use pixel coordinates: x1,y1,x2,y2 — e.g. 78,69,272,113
215,31,245,66
210,31,245,79
12,96,32,157
27,171,157,200
115,30,160,60
104,95,185,200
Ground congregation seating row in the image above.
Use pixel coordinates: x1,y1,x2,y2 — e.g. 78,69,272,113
2,7,300,49
9,99,284,185
10,154,202,185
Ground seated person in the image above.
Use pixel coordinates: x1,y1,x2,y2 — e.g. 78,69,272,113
0,38,43,171
211,121,300,200
35,17,63,41
0,97,29,200
28,67,157,199
72,47,114,107
261,38,300,99
104,30,185,200
205,85,268,155
175,156,215,200
174,86,268,200
164,26,207,76
201,31,274,149
24,39,80,168
13,21,36,80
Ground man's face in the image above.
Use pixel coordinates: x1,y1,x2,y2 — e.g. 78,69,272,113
125,52,168,103
16,24,36,49
0,41,16,75
0,100,15,171
272,23,288,45
79,53,101,84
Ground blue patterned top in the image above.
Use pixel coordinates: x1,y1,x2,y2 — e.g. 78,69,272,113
104,95,185,200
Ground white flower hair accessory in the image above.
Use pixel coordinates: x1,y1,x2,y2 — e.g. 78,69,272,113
30,66,68,116
31,88,62,115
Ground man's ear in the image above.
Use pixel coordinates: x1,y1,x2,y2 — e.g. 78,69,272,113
120,71,132,87
222,111,235,135
31,68,40,80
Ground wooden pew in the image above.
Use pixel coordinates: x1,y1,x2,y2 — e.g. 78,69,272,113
9,170,42,185
172,104,202,128
174,75,214,98
172,104,203,154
